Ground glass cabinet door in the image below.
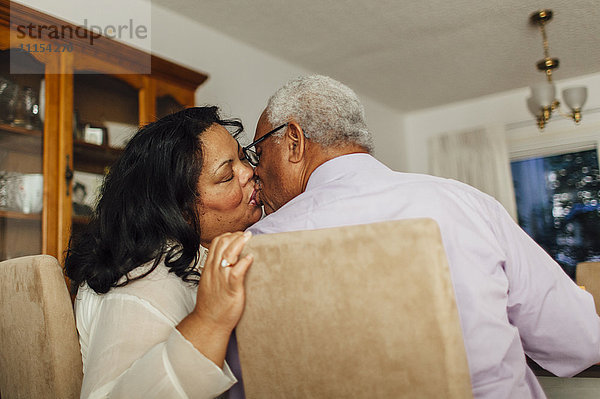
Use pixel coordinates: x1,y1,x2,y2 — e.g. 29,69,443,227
70,72,138,233
0,49,45,260
156,94,185,120
155,77,195,121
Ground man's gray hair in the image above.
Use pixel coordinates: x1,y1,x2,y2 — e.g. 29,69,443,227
266,75,373,152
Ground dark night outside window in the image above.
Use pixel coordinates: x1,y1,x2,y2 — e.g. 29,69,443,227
511,149,600,279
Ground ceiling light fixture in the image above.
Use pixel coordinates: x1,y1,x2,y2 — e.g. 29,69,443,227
527,9,587,130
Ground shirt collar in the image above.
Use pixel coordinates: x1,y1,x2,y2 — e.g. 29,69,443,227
305,153,389,192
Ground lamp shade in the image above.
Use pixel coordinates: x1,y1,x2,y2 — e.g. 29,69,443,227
526,97,541,117
530,83,556,108
563,86,587,110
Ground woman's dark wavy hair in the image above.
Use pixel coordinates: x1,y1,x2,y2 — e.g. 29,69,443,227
65,106,243,294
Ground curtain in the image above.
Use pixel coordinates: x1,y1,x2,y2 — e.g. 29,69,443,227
428,125,517,220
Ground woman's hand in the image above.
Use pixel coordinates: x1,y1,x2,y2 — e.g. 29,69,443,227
176,231,253,368
195,231,254,333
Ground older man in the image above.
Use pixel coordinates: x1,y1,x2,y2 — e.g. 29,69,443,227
244,75,600,398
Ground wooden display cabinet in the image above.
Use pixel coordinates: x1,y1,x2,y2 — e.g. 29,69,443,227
0,0,207,263
0,44,44,260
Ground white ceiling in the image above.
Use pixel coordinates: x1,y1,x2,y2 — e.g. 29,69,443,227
152,0,600,112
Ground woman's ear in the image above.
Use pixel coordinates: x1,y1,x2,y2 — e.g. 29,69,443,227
286,121,305,163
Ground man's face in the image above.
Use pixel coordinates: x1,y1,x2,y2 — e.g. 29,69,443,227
253,111,298,215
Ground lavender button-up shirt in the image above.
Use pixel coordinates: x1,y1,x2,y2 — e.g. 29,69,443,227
249,153,600,399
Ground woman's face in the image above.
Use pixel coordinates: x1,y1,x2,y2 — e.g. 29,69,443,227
196,124,262,247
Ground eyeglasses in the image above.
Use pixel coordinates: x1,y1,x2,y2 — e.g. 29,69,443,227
242,123,289,166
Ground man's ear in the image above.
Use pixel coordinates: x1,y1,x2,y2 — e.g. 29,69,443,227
286,121,305,163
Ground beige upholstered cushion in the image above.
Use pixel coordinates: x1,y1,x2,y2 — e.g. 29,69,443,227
577,262,600,315
0,255,82,398
237,218,472,398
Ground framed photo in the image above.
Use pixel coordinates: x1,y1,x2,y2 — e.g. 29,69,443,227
82,124,108,146
72,171,104,216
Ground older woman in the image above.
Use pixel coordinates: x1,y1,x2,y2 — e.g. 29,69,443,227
65,107,262,398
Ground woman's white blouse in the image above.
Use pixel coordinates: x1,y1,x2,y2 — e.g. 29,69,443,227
74,250,236,399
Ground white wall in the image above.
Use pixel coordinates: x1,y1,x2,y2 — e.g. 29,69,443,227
17,0,405,171
404,72,600,174
363,101,405,170
149,6,406,170
148,4,309,140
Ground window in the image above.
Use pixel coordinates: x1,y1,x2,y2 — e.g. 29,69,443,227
511,149,600,279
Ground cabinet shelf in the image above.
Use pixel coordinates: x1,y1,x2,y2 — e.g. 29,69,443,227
72,215,91,225
0,123,43,136
73,140,123,174
0,123,43,155
0,209,42,221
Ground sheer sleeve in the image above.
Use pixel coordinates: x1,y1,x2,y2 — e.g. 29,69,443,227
77,291,236,399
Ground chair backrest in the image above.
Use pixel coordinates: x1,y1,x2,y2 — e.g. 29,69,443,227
0,255,83,398
237,218,472,398
577,262,600,315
